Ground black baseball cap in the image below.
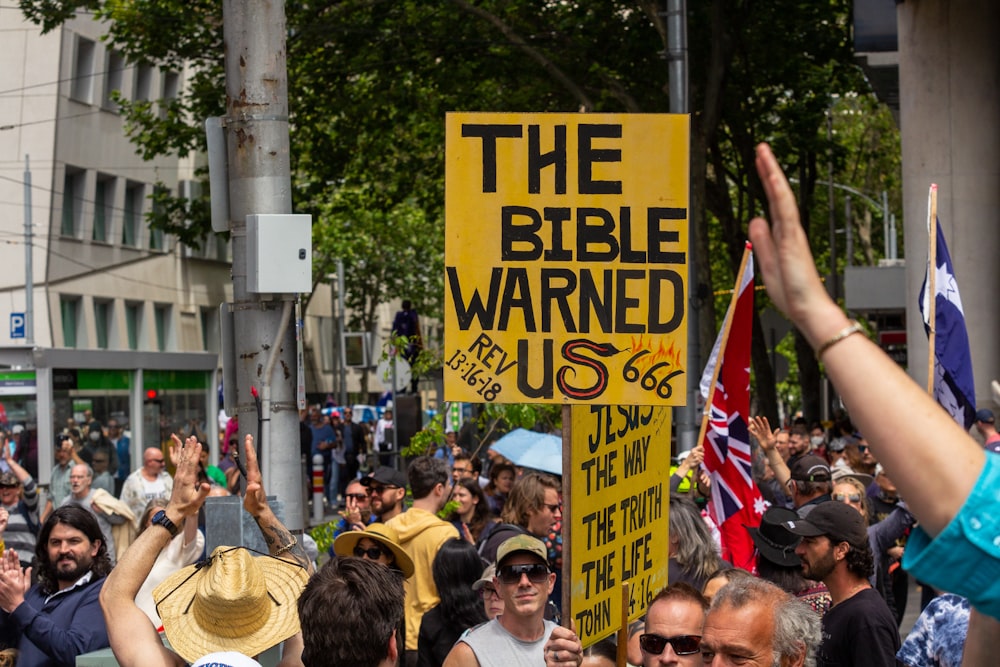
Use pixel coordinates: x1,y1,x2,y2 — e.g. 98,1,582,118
781,501,867,548
360,466,407,489
788,455,831,482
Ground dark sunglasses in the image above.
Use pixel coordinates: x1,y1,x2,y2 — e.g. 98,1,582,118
639,634,702,656
354,545,385,560
858,444,870,453
479,586,500,600
345,493,368,501
834,492,862,503
498,563,549,584
368,485,398,495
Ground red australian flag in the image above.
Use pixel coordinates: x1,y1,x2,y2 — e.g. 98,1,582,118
699,243,765,571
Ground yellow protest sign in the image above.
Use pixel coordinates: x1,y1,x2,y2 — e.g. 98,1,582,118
444,113,689,405
569,405,670,646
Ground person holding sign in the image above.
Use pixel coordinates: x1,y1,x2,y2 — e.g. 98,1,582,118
444,535,581,667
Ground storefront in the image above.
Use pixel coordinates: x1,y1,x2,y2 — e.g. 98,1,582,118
0,347,217,487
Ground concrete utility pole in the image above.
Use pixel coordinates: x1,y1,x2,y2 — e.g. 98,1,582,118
223,0,303,530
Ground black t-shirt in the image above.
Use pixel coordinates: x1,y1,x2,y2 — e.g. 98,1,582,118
817,587,901,667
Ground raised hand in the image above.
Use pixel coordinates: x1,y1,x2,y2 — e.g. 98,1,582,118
168,434,211,520
748,144,843,345
748,416,779,452
241,434,268,519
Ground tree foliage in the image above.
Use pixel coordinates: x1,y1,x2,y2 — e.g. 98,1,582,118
19,0,900,417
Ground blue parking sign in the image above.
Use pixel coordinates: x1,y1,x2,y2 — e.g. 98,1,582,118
10,313,25,339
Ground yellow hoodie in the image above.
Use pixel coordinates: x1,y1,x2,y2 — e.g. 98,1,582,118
386,507,460,650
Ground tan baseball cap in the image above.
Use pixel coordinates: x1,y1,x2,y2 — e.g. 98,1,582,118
496,534,547,566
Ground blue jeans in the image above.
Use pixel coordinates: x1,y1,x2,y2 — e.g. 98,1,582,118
326,459,340,506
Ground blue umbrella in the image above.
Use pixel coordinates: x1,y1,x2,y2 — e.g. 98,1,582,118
491,428,562,475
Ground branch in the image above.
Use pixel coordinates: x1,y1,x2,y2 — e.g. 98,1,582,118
449,0,594,111
595,70,642,113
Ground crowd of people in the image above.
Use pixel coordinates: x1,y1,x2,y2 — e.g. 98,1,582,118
0,143,997,666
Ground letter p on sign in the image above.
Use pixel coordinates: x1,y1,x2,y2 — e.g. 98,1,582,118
10,313,25,339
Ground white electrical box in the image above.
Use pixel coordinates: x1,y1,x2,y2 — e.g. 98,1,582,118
246,214,313,293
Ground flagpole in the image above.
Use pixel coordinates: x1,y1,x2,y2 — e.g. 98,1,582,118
695,242,753,450
926,184,938,395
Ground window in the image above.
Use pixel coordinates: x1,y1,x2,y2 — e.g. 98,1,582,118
134,64,154,102
70,36,96,103
125,302,142,350
122,181,144,246
102,50,125,110
60,296,83,348
149,185,167,251
94,300,112,349
154,304,173,351
160,71,180,119
93,174,115,242
61,168,85,238
200,307,219,352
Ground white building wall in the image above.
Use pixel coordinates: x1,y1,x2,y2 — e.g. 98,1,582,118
0,5,364,400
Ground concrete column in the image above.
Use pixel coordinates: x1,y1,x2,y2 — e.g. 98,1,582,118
899,0,1000,408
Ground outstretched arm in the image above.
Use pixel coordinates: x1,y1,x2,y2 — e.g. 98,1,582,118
748,143,984,536
241,434,315,575
99,433,209,667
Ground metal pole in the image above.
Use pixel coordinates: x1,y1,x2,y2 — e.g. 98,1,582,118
665,0,698,452
845,196,853,267
827,111,837,301
223,0,302,530
337,259,347,407
23,155,33,346
391,355,399,456
882,190,890,259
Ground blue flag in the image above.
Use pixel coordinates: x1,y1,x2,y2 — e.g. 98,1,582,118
919,218,976,429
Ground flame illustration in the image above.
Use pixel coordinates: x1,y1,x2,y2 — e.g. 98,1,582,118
627,336,682,370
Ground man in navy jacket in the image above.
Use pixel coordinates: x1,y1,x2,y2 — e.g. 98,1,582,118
0,505,110,666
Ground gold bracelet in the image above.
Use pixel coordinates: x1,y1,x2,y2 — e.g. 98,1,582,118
815,320,863,360
274,537,297,557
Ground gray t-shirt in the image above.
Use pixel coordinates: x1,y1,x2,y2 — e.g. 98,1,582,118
460,618,556,667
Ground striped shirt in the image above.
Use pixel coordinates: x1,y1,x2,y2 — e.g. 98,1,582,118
3,477,39,565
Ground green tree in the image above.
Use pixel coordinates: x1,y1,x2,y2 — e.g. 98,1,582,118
20,0,896,418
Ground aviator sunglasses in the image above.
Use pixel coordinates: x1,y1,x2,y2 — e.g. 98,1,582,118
639,634,702,656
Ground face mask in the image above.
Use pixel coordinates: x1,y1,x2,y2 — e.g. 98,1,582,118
90,431,100,442
810,436,825,447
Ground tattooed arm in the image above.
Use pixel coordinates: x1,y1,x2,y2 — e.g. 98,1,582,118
240,434,315,575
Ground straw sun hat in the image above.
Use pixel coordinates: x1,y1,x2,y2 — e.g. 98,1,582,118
153,546,309,664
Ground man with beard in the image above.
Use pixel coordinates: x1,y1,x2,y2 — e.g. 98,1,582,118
783,501,900,667
59,464,133,564
0,506,112,666
361,466,408,523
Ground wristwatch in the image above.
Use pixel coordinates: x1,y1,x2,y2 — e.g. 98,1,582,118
151,509,179,537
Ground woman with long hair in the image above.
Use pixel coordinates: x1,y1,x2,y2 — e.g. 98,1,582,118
448,478,495,544
483,462,515,517
417,538,488,667
667,494,722,592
